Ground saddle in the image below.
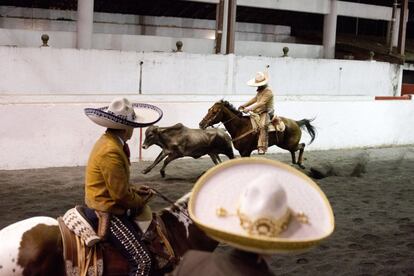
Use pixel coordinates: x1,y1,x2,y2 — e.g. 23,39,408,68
58,207,177,276
271,115,285,132
249,113,285,133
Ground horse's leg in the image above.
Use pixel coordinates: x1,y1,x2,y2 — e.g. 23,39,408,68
240,150,252,157
225,150,235,159
208,154,219,165
160,154,179,178
142,151,168,174
296,143,306,168
290,150,297,165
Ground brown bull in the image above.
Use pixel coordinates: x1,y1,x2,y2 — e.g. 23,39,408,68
141,123,234,177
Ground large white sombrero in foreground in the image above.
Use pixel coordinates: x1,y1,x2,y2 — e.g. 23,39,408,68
189,158,335,254
84,97,163,129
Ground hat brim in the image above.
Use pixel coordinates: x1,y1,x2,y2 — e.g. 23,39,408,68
189,158,335,254
247,77,268,87
85,103,163,129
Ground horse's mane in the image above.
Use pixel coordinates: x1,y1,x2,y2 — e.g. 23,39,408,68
218,100,243,117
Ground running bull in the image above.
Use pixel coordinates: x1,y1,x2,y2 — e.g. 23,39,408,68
141,123,234,177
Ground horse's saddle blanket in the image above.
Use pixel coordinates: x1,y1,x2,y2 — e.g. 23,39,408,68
58,206,176,275
58,216,105,276
249,113,285,132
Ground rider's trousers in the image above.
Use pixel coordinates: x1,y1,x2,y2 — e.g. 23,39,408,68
257,112,270,151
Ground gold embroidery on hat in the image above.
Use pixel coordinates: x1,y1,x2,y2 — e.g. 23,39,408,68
216,207,309,237
237,208,291,237
216,207,229,217
294,211,310,224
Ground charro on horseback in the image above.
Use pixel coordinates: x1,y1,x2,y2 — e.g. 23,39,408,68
238,68,285,155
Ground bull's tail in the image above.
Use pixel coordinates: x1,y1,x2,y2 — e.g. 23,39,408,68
296,118,316,145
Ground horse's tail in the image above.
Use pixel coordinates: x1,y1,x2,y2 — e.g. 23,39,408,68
296,118,316,145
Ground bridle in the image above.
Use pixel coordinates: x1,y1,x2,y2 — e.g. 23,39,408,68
202,104,239,129
202,105,255,142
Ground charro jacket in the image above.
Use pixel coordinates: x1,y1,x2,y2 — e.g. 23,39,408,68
85,131,146,215
243,87,274,114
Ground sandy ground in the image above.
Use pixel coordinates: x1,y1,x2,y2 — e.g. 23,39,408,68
1,145,414,275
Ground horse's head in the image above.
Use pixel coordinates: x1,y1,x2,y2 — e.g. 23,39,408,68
159,192,218,257
160,192,192,237
199,101,228,129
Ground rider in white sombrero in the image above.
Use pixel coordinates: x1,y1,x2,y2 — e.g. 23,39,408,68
171,158,334,275
83,97,163,276
239,68,275,155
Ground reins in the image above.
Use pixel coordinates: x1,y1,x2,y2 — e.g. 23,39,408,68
231,129,256,142
208,110,256,142
151,188,191,221
211,114,237,129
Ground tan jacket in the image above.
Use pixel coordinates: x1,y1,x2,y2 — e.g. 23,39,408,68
243,87,274,114
85,131,146,215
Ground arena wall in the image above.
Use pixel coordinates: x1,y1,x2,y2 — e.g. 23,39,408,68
0,95,413,170
0,47,411,170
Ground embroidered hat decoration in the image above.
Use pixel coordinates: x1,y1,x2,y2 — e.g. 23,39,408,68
85,97,163,129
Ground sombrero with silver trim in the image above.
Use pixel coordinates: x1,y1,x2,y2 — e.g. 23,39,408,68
247,71,269,87
189,158,335,254
84,97,163,129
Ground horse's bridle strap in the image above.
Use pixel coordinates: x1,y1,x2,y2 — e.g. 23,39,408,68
155,215,176,262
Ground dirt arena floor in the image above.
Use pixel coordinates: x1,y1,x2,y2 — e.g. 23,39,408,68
1,145,414,275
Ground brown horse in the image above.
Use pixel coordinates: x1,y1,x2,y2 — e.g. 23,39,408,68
0,193,218,276
199,100,316,168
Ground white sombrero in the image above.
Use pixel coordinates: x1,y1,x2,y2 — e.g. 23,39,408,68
189,158,335,254
247,71,269,87
84,97,163,129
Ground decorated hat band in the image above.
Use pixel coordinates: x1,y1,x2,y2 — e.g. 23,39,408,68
85,98,163,129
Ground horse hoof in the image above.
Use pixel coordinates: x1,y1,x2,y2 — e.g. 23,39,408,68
298,164,306,169
142,169,149,174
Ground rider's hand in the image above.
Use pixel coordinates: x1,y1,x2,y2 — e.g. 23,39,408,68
136,185,152,195
238,105,245,111
135,185,154,202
